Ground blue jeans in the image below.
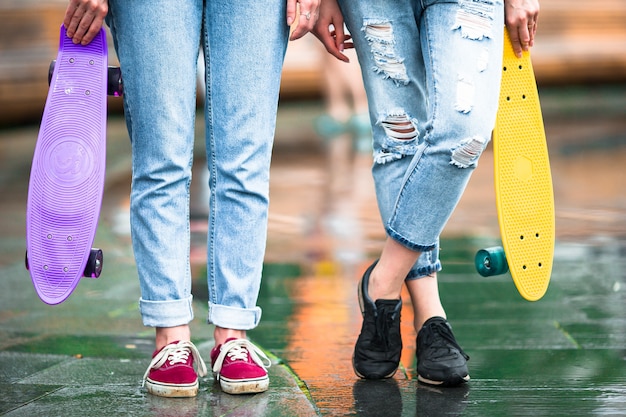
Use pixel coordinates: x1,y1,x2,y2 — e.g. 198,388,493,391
107,0,289,329
338,0,504,279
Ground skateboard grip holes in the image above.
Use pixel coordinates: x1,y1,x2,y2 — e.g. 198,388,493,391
522,95,526,100
520,235,525,240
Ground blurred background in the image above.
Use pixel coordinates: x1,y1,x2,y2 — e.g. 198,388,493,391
2,0,626,124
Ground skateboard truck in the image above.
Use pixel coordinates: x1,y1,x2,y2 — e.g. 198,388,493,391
48,60,123,96
25,248,103,279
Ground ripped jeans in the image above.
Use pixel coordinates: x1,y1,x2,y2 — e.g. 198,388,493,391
338,0,504,279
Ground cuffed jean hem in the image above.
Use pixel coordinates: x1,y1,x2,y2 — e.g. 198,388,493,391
387,227,437,253
406,261,442,281
207,302,262,330
139,295,194,328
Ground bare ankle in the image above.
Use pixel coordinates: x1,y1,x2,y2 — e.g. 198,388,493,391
368,266,402,301
415,314,446,332
155,325,191,350
214,327,246,346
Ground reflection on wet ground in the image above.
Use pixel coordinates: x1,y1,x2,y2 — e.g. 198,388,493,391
125,84,625,415
120,83,621,415
251,237,626,416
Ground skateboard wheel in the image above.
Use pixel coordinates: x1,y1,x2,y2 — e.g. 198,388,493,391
107,66,123,96
475,246,509,277
48,60,56,86
84,248,103,278
25,251,30,271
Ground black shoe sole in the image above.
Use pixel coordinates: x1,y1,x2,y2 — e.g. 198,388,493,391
417,373,470,387
352,354,398,379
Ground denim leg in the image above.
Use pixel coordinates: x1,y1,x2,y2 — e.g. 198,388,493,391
388,0,504,248
107,1,202,327
202,0,289,329
339,0,503,279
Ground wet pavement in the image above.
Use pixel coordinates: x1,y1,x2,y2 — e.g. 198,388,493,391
1,84,625,416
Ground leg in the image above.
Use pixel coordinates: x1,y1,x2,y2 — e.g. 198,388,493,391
368,238,419,301
341,0,504,385
339,0,425,379
408,0,505,386
202,0,288,339
339,0,439,283
351,0,504,323
202,0,288,394
405,273,446,330
107,0,206,397
107,0,201,337
155,325,192,351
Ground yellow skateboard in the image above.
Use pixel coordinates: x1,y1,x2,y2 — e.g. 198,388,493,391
475,30,554,301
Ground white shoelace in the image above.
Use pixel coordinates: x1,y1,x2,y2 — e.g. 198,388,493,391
212,339,272,374
142,340,208,386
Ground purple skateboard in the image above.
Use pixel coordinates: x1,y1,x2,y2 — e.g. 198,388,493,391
26,26,118,305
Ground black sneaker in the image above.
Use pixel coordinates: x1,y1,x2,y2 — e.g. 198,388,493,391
416,317,470,386
353,262,403,379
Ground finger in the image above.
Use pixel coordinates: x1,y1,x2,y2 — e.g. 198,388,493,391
328,47,349,62
342,41,355,50
290,21,307,41
328,30,351,40
290,13,317,41
66,7,85,40
65,1,92,43
519,24,532,52
80,15,106,45
321,35,349,62
73,10,96,44
527,26,535,47
528,16,538,46
63,1,80,33
333,22,346,51
329,25,350,61
507,27,524,58
286,0,297,26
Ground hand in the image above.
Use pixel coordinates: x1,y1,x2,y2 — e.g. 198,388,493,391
63,0,109,45
287,0,321,41
504,0,540,58
311,0,353,62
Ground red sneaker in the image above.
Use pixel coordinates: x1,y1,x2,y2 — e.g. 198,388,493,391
143,340,208,397
210,338,271,394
